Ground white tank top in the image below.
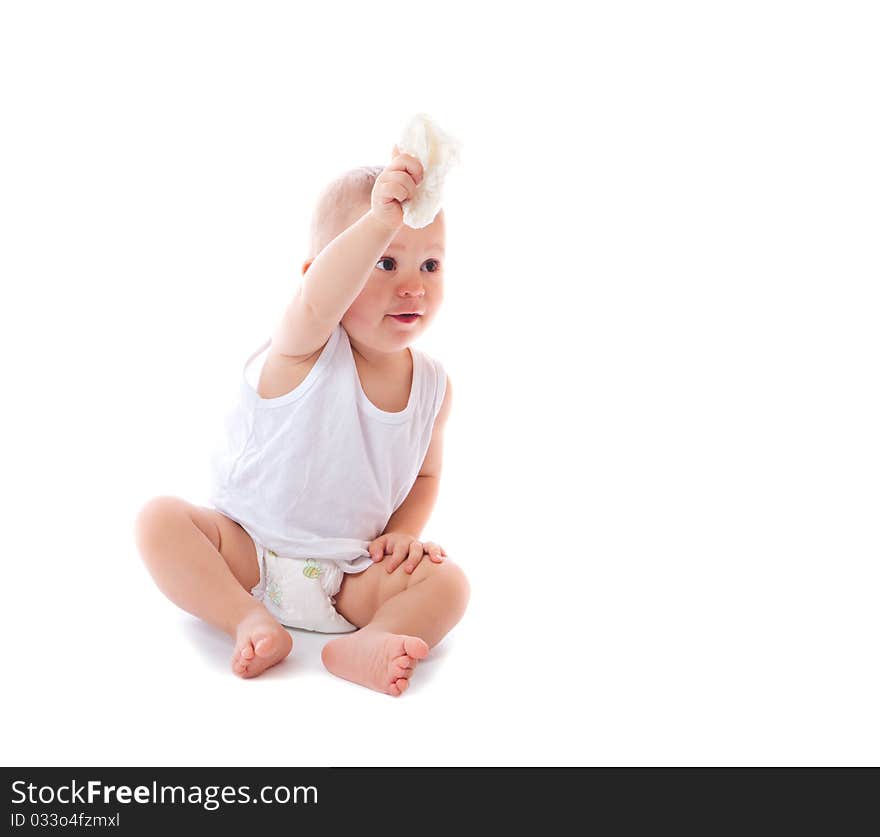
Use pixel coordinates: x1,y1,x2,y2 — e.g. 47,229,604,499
208,324,447,573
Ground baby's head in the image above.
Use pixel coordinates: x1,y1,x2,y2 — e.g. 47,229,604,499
303,166,445,354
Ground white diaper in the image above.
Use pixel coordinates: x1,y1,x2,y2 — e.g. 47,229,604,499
249,542,359,633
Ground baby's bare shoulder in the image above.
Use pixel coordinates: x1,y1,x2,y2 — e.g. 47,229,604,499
256,346,323,399
436,374,452,428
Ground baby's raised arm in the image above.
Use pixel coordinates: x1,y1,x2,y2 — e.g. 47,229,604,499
268,150,424,360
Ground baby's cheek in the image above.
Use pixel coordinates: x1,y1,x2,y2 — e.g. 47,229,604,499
342,300,368,324
355,287,386,318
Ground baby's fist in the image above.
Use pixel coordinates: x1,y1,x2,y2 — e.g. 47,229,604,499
369,145,424,232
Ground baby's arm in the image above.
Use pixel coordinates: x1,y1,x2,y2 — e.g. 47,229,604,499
269,150,424,359
370,376,453,573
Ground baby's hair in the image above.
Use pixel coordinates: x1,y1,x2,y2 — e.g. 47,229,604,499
307,165,384,261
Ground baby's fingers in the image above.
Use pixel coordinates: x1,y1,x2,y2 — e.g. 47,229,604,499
390,145,423,184
403,541,425,574
369,537,388,562
381,170,419,202
386,541,411,573
422,542,446,563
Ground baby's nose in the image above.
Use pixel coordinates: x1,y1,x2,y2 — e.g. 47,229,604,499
398,277,425,295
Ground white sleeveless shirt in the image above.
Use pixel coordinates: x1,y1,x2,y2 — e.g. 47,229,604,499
208,324,447,574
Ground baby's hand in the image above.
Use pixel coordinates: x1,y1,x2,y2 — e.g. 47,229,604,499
368,531,446,575
369,145,424,232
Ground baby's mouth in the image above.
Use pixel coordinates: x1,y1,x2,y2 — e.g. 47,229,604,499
386,313,421,323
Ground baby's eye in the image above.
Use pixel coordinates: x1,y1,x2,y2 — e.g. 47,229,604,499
375,257,442,272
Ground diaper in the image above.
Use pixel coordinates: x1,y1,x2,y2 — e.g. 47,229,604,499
249,543,358,633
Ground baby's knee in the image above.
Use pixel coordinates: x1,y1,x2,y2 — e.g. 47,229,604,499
418,559,470,613
134,495,188,550
442,561,470,615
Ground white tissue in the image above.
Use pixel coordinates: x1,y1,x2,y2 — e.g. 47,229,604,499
396,113,462,229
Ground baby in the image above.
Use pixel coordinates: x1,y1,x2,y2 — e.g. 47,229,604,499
134,146,470,696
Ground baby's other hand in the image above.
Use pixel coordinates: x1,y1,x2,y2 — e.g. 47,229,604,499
369,145,424,232
368,531,446,574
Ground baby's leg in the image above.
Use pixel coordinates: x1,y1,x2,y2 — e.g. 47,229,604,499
134,496,292,678
321,559,470,696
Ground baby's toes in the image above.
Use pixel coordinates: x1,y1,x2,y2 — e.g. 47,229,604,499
390,678,409,696
392,658,414,678
253,634,276,657
232,640,254,673
403,636,429,660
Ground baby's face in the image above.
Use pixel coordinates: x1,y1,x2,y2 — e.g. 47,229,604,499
340,206,446,353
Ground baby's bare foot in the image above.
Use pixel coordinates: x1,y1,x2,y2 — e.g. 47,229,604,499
321,629,429,696
232,609,293,678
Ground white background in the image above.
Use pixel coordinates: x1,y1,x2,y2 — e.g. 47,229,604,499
2,1,878,766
